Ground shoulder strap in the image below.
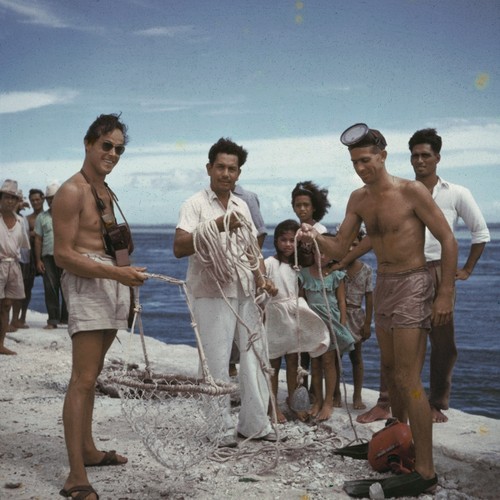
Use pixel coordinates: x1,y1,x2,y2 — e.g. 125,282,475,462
79,169,134,254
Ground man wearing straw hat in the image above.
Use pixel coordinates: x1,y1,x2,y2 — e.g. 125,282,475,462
0,179,30,355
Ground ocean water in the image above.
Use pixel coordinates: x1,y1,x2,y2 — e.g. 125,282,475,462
28,224,500,419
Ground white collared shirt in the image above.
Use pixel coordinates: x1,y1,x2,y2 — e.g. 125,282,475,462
425,177,490,261
0,212,30,260
176,187,258,299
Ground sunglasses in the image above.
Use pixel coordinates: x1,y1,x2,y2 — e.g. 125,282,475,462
101,141,125,156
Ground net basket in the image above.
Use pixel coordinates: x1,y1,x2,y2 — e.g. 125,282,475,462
103,273,239,470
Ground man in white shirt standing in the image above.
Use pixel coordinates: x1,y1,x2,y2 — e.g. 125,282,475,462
409,128,490,422
357,128,490,424
174,137,277,447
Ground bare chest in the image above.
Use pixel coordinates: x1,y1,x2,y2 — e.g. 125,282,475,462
359,191,415,237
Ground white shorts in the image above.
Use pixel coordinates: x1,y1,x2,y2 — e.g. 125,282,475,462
61,254,130,337
0,260,25,300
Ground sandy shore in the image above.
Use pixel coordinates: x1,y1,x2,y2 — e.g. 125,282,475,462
1,309,499,500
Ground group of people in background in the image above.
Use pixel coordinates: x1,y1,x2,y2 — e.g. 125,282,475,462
0,180,67,354
0,114,491,499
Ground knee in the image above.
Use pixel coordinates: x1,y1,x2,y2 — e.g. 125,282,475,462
322,355,335,369
69,370,99,394
1,299,12,312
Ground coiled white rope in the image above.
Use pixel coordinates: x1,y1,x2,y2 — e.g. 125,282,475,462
193,210,262,285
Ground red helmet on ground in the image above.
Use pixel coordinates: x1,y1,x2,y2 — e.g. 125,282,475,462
368,418,416,474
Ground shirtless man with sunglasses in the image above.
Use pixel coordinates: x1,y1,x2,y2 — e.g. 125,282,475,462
53,113,146,500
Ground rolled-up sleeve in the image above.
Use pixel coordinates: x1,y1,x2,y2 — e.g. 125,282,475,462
455,185,490,244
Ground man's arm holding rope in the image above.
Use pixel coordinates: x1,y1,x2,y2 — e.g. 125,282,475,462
173,212,245,258
297,211,361,263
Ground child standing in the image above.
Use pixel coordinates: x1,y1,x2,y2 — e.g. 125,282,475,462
291,181,331,378
344,228,373,410
264,220,329,423
299,235,355,421
291,180,330,234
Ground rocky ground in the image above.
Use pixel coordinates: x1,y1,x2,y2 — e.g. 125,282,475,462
1,310,499,499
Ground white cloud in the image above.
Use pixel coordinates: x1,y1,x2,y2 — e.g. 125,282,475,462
0,89,78,114
4,122,499,224
133,25,210,43
139,97,245,114
0,0,69,28
134,25,195,37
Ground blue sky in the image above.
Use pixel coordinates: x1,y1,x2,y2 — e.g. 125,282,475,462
1,0,499,224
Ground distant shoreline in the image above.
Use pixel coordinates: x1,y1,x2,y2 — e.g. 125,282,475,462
130,222,500,233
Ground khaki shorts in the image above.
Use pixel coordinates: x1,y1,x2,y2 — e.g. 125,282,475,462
61,254,130,337
0,260,25,300
374,267,433,332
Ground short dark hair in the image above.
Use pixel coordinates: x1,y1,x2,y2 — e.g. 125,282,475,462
84,113,129,145
291,180,331,222
408,128,442,154
274,219,300,264
208,137,248,167
29,188,44,199
348,128,387,152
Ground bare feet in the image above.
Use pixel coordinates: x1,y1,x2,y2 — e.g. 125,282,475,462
308,402,321,418
431,405,449,423
11,321,29,329
7,324,17,332
0,346,17,355
356,403,391,424
43,324,57,330
333,395,342,408
274,408,287,424
353,397,366,410
292,409,309,422
316,402,333,421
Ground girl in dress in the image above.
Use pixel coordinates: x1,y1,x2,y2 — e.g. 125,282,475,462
291,181,331,377
264,220,329,423
299,234,355,421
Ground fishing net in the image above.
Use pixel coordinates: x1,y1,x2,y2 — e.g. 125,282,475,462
104,273,239,471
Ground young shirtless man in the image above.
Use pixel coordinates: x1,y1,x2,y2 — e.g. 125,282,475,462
297,124,457,497
353,128,490,425
53,114,147,500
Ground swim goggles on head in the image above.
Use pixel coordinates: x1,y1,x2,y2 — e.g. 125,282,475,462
340,123,386,149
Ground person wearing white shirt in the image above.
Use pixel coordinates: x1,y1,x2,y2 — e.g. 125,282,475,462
0,180,30,355
409,128,490,423
174,138,278,447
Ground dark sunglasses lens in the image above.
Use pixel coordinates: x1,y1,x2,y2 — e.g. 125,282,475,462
102,142,125,155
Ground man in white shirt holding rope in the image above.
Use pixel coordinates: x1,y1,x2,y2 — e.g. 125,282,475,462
174,137,278,448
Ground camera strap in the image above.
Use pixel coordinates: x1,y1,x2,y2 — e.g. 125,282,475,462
80,169,134,256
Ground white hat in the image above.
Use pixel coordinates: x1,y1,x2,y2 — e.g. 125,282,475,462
45,181,60,198
1,179,21,198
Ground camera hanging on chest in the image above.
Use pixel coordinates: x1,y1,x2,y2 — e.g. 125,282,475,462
80,169,134,267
